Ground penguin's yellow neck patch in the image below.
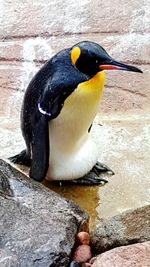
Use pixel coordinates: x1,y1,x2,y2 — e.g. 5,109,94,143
78,71,105,97
71,47,81,65
64,71,105,112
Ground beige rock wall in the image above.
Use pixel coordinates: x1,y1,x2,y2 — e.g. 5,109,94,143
0,0,150,116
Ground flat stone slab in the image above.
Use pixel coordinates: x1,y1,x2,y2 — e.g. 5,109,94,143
91,204,150,254
92,117,150,219
0,159,88,267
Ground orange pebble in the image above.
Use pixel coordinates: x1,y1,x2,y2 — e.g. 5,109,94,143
81,263,91,267
76,232,90,245
73,245,92,263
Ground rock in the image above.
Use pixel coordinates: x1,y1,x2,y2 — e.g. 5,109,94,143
91,205,150,253
91,242,150,267
82,263,91,267
71,232,91,264
73,245,92,263
76,232,90,245
0,159,88,267
0,168,13,197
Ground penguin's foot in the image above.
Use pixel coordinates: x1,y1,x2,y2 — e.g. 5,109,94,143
8,149,31,167
93,161,114,175
71,171,108,186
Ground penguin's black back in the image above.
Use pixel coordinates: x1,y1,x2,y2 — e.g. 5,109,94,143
20,48,88,159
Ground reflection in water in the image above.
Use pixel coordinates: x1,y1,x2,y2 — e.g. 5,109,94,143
43,180,100,228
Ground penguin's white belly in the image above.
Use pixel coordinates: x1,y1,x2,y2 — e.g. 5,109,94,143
46,71,105,181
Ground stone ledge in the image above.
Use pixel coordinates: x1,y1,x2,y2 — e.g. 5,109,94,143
91,205,150,254
0,159,88,267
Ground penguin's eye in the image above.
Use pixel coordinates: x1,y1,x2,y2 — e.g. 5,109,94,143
95,59,99,64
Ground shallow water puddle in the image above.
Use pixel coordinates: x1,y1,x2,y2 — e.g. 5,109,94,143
43,180,100,228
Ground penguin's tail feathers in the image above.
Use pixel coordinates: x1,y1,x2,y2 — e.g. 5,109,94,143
8,149,31,167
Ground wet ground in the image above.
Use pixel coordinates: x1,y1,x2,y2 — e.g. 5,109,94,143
0,0,150,228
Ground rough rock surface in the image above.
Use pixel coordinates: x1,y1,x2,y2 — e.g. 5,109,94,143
0,159,88,267
91,205,150,253
91,242,150,267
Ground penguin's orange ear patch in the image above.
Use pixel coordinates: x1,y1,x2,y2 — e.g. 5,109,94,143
71,47,81,65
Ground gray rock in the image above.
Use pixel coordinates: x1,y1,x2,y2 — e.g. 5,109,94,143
91,205,150,253
0,159,88,267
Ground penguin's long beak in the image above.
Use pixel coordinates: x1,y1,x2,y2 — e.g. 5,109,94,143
99,59,143,73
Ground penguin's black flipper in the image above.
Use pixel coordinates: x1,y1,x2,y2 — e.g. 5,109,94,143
29,114,49,182
9,149,31,167
37,69,84,120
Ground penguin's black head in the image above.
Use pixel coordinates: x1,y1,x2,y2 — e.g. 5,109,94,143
70,41,142,77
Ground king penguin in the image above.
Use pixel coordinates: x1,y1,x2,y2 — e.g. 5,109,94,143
9,41,142,185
